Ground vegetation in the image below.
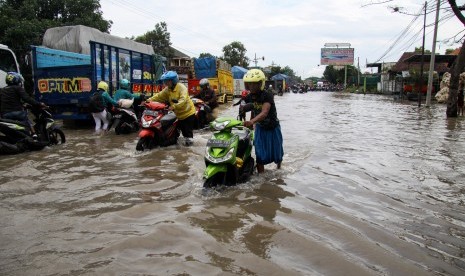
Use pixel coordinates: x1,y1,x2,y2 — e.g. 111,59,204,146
133,22,173,60
221,41,250,68
323,65,360,86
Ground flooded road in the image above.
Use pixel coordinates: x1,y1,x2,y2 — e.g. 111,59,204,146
1,92,465,275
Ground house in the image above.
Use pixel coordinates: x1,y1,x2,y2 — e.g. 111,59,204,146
167,46,191,76
385,51,457,94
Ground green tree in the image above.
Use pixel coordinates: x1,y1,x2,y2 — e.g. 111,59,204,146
414,46,431,54
323,66,339,84
222,41,249,67
199,52,215,58
134,22,173,59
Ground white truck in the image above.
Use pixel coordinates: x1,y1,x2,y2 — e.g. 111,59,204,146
0,44,20,88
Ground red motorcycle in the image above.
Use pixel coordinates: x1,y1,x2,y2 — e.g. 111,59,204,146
136,101,179,151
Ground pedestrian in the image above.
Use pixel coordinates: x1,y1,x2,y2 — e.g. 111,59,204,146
89,81,120,134
113,78,145,117
146,71,196,146
242,69,284,173
233,90,249,121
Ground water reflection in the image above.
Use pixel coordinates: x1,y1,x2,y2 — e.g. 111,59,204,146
1,92,465,275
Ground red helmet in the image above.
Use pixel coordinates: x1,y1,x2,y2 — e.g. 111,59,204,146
241,90,248,98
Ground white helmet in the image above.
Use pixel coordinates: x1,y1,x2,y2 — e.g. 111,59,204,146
199,78,210,88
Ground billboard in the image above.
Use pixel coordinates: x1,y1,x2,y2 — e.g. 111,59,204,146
321,48,354,66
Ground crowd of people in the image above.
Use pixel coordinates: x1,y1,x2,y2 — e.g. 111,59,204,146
1,68,284,173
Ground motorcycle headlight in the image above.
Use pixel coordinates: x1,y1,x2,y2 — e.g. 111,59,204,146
141,119,153,128
205,147,235,164
212,120,230,131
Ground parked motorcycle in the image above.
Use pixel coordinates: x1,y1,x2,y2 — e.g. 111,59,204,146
203,117,255,188
0,105,65,154
191,97,214,129
136,101,179,151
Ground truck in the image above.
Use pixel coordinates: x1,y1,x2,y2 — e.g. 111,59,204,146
0,44,21,88
189,57,233,103
32,25,165,120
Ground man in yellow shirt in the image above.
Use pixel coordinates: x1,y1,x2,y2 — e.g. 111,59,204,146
147,71,196,146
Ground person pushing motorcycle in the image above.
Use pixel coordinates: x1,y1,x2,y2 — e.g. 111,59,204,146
146,71,196,146
242,69,284,173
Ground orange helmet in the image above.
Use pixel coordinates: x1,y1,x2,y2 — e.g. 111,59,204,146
241,90,248,98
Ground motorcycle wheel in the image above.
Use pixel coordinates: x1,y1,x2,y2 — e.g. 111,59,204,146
239,157,255,183
203,173,225,188
136,137,152,151
49,129,66,145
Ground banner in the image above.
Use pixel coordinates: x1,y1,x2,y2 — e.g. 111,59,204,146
321,48,354,65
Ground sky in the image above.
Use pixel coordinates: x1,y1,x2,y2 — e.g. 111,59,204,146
99,0,464,79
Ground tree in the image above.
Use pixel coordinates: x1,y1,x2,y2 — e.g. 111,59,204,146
222,41,249,67
0,0,112,90
199,53,215,58
446,0,465,117
134,22,173,59
323,65,360,86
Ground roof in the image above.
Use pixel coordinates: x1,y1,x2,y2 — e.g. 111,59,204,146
390,52,454,73
404,54,456,66
170,46,190,58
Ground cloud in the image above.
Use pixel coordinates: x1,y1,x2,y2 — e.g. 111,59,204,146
101,0,464,78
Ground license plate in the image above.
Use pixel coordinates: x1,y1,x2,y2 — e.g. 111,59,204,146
144,110,158,117
207,139,230,147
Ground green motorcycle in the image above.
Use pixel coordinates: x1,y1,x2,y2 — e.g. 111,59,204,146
203,117,255,188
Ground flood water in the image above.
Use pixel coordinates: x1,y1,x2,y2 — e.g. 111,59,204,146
1,92,465,275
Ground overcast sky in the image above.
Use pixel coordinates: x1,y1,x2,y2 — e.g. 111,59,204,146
100,0,464,78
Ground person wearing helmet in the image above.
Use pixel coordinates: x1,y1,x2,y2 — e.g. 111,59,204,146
232,90,250,121
113,78,145,116
198,78,218,116
147,71,196,146
242,69,283,173
113,78,145,103
0,72,46,139
90,80,120,134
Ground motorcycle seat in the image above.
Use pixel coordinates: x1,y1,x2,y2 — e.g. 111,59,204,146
161,112,177,128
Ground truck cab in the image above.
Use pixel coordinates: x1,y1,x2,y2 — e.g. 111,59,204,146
0,44,20,88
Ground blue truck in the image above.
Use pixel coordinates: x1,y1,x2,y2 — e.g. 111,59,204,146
32,41,165,120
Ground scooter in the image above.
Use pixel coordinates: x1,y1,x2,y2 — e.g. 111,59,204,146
109,106,139,135
191,97,214,129
0,105,65,154
203,117,255,188
136,101,179,151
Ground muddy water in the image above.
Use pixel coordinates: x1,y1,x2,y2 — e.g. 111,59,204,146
1,92,464,275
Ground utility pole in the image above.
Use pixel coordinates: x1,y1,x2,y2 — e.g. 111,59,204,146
253,53,265,67
426,0,440,107
418,1,427,107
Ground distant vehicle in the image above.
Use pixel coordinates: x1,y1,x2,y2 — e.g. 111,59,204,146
0,44,20,89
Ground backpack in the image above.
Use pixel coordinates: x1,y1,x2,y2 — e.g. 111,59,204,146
88,90,105,113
